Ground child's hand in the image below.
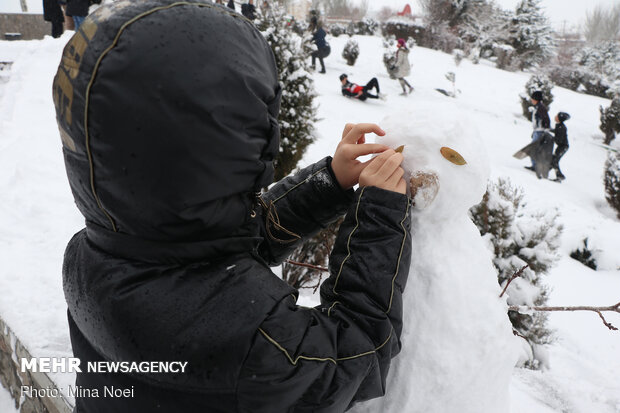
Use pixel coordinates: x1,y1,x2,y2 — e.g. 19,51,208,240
359,148,407,194
331,123,389,189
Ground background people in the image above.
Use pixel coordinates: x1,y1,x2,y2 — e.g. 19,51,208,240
551,112,570,181
340,73,383,101
43,0,64,38
241,0,256,20
525,90,550,171
310,16,330,74
393,38,414,95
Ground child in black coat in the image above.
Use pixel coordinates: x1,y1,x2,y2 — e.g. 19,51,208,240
55,3,412,411
551,112,570,181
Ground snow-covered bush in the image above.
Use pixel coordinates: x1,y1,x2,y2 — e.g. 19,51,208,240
424,21,462,53
547,66,583,92
342,38,359,66
282,217,343,289
600,96,620,145
382,35,397,48
578,41,620,83
574,41,620,98
570,239,598,270
544,41,620,98
493,43,518,71
604,151,620,218
520,74,554,119
470,177,562,368
508,0,554,69
382,36,398,79
329,22,347,37
381,17,426,45
350,17,379,35
257,6,317,180
291,18,309,36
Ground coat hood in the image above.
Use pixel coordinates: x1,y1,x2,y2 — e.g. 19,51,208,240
54,0,280,243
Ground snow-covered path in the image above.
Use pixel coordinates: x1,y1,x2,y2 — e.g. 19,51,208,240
0,33,83,398
0,33,619,412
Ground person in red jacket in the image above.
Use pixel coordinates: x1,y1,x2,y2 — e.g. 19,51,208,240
340,73,384,101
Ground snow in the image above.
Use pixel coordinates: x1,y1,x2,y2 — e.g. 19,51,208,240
1,29,620,412
0,32,83,404
351,106,519,412
0,384,18,413
300,34,620,412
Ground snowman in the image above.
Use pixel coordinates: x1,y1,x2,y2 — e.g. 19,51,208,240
351,104,520,413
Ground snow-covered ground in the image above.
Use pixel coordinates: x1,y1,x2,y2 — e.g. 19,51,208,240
0,32,619,412
0,33,83,402
0,384,18,413
302,35,620,412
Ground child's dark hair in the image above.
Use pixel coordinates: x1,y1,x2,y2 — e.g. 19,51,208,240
557,112,570,122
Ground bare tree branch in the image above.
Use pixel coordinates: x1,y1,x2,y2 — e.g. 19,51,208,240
509,301,620,331
499,265,528,298
512,328,527,340
287,258,620,333
285,259,328,273
584,4,620,43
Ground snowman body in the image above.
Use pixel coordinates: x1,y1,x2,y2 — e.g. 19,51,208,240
351,105,519,413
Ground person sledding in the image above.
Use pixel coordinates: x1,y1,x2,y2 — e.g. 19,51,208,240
551,112,570,181
340,73,385,101
392,38,413,95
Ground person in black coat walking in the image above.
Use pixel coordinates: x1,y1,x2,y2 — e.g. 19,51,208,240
43,0,64,38
525,90,551,171
65,0,90,29
310,17,330,73
551,112,570,181
227,0,235,10
54,2,413,412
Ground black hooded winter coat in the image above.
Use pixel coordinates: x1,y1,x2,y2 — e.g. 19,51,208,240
53,1,413,412
65,0,90,17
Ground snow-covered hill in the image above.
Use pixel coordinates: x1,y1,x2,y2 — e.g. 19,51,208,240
302,35,620,413
0,32,619,412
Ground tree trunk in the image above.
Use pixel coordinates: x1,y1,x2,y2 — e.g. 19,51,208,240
604,130,616,145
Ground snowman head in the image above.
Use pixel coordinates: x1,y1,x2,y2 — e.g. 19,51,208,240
379,104,490,219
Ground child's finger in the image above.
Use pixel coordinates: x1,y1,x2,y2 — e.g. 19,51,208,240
376,152,404,180
386,166,405,188
342,123,385,144
395,178,407,194
362,149,394,175
341,123,355,140
348,143,389,158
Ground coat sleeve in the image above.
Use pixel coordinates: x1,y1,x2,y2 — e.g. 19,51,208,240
538,105,551,129
237,187,413,412
257,157,355,265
